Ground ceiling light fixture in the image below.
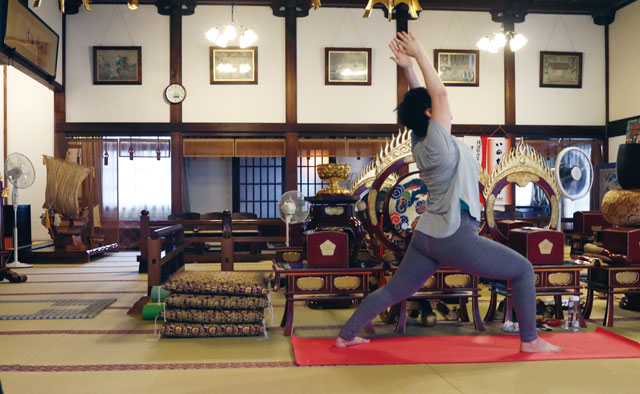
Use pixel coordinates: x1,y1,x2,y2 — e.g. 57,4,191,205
205,3,257,48
477,26,527,53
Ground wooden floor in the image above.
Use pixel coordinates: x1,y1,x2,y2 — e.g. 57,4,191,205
2,251,640,394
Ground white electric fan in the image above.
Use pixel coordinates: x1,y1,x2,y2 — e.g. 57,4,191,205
277,191,310,246
554,147,593,228
5,153,36,268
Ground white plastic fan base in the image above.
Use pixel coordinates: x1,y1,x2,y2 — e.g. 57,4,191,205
6,261,33,269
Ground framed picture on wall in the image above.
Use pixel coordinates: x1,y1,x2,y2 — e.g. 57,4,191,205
92,46,142,85
325,48,372,86
210,46,258,84
540,51,582,88
433,49,479,86
1,0,59,77
594,163,620,211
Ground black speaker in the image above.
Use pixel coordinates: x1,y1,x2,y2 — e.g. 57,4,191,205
4,204,31,247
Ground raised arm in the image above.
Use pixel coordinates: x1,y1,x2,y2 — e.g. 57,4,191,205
395,32,452,134
389,39,420,89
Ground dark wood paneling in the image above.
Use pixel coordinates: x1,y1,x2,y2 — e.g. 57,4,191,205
170,9,182,123
171,131,183,214
285,12,297,124
57,122,605,139
607,115,639,138
605,24,610,124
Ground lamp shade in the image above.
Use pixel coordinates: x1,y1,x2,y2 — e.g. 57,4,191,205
205,27,219,43
509,33,527,52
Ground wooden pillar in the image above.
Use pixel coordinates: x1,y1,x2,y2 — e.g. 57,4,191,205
171,131,183,214
169,8,182,123
503,19,516,126
54,15,66,160
285,10,298,191
396,11,409,110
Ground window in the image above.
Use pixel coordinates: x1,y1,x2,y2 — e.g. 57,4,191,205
233,157,284,219
298,150,332,198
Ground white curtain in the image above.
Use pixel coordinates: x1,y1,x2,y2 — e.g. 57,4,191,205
118,156,171,220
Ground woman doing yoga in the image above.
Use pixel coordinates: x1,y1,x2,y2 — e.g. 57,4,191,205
334,32,561,353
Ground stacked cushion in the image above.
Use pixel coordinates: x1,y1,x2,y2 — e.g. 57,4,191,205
160,272,269,338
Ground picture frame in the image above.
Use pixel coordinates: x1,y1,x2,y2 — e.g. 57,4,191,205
92,46,142,85
210,46,258,85
325,47,372,86
433,49,479,87
594,163,620,211
540,51,582,88
1,0,59,77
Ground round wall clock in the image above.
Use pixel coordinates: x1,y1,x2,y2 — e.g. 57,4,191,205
164,83,186,104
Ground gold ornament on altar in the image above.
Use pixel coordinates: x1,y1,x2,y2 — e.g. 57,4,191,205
363,0,422,21
316,163,351,195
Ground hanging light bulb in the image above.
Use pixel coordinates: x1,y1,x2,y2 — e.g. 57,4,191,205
205,27,219,43
239,29,258,48
223,24,237,41
509,33,528,52
476,36,490,51
493,32,507,48
214,35,228,48
128,141,135,160
487,37,500,53
103,149,109,166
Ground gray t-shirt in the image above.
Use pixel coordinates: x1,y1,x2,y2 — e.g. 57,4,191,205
411,120,481,238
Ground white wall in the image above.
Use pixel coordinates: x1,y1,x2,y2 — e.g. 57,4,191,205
515,14,605,125
608,135,626,163
6,67,54,241
609,1,640,121
410,11,505,125
297,8,397,124
185,157,233,213
182,6,286,122
65,5,170,122
30,1,63,84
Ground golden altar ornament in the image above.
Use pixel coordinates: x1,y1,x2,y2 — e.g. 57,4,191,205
316,163,351,195
363,0,422,21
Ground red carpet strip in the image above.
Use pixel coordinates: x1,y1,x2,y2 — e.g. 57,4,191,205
292,327,640,366
0,361,298,372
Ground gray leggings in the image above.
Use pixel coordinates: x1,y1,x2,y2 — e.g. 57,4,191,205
339,211,538,342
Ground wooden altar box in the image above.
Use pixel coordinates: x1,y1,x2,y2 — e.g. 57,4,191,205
573,211,611,235
497,219,534,241
306,231,349,268
603,227,640,263
507,227,564,264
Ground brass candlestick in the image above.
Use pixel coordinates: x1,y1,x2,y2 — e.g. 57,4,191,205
316,163,351,195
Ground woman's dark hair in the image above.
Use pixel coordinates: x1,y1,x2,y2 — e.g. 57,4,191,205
396,87,431,138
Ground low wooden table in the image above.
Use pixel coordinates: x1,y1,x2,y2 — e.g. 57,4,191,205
273,262,385,336
583,264,640,327
385,268,485,333
484,261,591,328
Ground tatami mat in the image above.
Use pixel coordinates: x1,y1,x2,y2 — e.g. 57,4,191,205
2,251,640,394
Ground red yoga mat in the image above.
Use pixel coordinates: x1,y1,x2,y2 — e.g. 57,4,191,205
292,328,640,366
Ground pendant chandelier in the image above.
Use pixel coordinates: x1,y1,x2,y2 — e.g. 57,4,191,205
476,25,527,53
205,4,258,48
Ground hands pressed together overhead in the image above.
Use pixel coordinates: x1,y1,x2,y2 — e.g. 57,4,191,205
389,32,426,68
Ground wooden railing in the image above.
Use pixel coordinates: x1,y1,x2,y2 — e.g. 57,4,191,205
138,210,285,272
147,224,186,295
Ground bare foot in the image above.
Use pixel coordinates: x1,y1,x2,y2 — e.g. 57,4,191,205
520,338,562,353
334,336,370,348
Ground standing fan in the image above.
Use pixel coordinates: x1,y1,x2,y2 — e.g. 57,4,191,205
277,191,309,246
5,153,36,268
554,147,593,228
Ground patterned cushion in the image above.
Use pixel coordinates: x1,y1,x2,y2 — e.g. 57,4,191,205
165,308,264,324
165,294,268,310
160,322,264,337
602,189,640,226
162,272,269,296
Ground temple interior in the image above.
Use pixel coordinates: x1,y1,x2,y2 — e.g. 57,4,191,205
2,0,640,393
